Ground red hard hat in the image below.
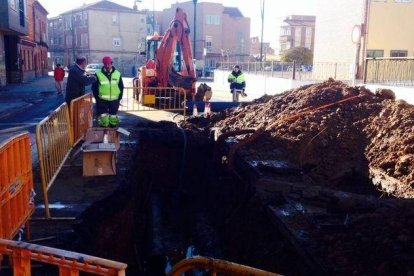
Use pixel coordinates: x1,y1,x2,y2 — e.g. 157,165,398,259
102,56,113,64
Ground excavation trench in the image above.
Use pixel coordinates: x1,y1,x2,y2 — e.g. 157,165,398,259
70,111,414,275
41,80,414,275
72,122,309,275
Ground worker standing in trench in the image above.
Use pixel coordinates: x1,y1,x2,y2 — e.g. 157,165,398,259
92,56,124,127
228,64,247,102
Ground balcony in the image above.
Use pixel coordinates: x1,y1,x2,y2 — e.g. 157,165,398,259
0,4,28,35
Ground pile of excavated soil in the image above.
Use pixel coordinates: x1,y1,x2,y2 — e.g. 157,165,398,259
182,80,414,197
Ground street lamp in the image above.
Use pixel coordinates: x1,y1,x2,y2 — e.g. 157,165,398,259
193,0,198,58
351,25,361,86
260,0,265,62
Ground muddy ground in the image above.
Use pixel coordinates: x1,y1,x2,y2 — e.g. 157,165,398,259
12,80,414,275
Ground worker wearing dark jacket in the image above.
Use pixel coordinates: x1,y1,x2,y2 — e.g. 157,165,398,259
227,65,247,102
92,56,124,127
65,56,96,105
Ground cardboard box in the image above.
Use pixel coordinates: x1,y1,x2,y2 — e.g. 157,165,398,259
82,128,121,176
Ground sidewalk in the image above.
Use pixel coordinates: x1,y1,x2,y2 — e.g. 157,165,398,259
0,76,63,119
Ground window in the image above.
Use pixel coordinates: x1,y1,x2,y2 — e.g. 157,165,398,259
18,0,25,27
390,50,408,57
305,27,312,49
366,49,384,58
9,0,16,10
294,27,301,47
113,37,121,47
66,35,72,47
81,33,88,46
205,36,212,52
112,15,118,25
206,15,220,25
280,27,291,36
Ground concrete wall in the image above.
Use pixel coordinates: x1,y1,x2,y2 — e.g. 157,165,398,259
0,0,28,35
88,10,146,52
212,70,414,105
368,1,414,57
313,0,365,63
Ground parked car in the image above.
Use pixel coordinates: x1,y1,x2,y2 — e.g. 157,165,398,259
85,63,102,74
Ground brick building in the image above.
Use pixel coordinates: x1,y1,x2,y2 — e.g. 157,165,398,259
19,0,49,81
48,0,146,76
0,0,48,84
159,1,251,71
0,0,29,85
250,36,274,61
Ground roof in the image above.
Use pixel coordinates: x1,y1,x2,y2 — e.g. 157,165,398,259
223,7,243,17
61,0,135,15
33,1,49,15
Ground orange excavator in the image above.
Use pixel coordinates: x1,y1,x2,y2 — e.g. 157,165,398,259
137,7,196,100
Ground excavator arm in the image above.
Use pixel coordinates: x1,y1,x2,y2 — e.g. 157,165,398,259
156,8,196,90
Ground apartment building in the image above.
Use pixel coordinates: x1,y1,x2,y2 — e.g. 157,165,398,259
159,1,251,70
279,15,316,53
48,0,146,75
48,16,64,67
0,0,29,85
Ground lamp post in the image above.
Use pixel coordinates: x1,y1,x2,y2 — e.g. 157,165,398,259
152,0,155,33
351,25,361,86
193,0,198,58
260,0,265,62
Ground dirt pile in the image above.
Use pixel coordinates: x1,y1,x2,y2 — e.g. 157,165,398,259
183,80,414,197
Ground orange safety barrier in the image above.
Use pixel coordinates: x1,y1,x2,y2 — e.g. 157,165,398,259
119,86,187,116
169,256,280,276
36,103,73,218
70,93,93,145
0,238,127,275
0,132,34,240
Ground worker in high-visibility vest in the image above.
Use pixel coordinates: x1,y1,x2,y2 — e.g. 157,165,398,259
227,65,247,102
92,56,124,127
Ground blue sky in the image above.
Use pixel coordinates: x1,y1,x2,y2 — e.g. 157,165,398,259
38,0,317,49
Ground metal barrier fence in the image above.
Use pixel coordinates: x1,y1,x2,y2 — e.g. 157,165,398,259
70,93,93,145
36,103,73,219
0,132,34,239
217,61,353,81
0,238,127,275
364,57,414,86
169,256,279,276
218,61,294,79
119,86,187,116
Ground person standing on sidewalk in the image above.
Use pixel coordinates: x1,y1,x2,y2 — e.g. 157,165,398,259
65,56,96,106
227,65,247,102
92,56,124,127
53,64,65,95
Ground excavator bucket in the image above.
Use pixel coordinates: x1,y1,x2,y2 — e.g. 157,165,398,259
168,67,196,90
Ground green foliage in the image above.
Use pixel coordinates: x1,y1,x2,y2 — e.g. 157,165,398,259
281,47,313,64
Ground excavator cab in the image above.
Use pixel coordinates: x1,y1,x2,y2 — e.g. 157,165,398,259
146,34,162,61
